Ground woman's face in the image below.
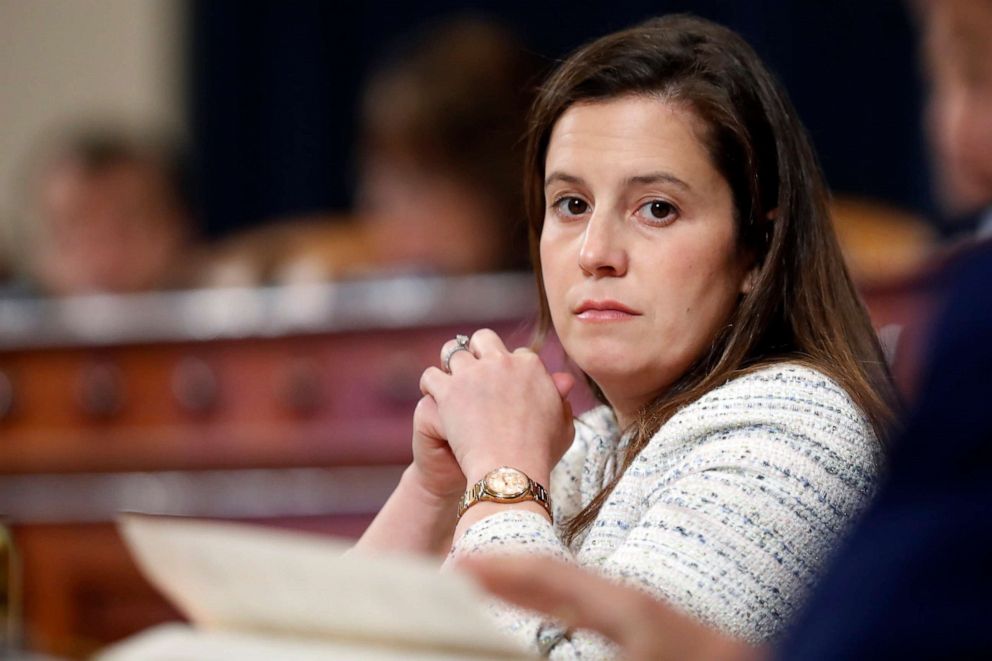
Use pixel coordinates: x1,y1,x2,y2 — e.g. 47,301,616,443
540,95,751,418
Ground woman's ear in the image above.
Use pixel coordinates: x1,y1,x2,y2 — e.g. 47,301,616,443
740,264,760,294
740,207,776,295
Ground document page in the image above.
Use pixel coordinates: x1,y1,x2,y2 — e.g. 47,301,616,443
118,514,531,659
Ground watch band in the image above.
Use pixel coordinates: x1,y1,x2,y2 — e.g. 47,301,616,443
457,467,553,522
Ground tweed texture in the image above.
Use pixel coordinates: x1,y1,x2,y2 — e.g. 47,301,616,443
446,363,882,659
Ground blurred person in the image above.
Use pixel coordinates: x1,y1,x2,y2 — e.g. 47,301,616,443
22,126,196,296
925,0,992,221
356,14,897,658
201,18,537,286
457,2,992,659
353,17,535,274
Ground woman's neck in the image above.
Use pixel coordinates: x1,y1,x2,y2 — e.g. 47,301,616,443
603,395,644,431
597,382,660,431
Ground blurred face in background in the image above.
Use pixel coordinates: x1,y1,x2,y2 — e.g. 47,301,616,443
34,157,188,295
355,18,533,275
356,152,505,274
924,0,992,213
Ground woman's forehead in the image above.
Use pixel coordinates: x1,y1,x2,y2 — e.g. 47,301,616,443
544,96,719,190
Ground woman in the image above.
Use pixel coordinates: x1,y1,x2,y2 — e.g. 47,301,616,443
356,14,896,657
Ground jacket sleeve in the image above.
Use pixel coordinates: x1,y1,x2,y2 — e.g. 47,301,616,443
444,370,880,657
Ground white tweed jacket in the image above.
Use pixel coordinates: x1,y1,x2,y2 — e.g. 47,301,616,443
446,363,882,659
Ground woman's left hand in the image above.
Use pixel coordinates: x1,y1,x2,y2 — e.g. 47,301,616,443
419,329,575,486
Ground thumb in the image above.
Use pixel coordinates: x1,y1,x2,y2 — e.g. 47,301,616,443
414,395,445,440
551,371,576,399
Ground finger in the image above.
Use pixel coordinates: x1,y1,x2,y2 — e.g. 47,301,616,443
419,366,450,399
440,337,476,373
551,371,576,399
413,395,445,440
515,348,566,391
470,328,509,356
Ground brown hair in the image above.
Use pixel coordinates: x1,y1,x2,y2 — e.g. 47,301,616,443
360,18,539,270
28,124,192,215
523,15,899,545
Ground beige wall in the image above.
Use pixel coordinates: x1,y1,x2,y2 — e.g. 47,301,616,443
0,0,185,263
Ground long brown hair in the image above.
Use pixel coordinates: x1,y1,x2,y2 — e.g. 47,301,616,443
523,15,899,545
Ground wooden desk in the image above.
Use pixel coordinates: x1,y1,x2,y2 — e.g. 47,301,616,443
0,273,569,657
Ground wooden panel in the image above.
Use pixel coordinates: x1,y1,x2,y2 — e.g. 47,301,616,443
0,275,583,657
0,322,541,474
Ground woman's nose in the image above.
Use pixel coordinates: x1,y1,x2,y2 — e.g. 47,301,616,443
577,213,628,277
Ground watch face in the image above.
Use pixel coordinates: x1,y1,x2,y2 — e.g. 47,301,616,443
484,467,529,498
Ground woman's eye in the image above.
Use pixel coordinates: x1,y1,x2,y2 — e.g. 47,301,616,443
554,196,590,217
637,200,677,224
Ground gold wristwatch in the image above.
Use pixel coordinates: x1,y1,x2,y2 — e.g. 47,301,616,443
457,466,552,522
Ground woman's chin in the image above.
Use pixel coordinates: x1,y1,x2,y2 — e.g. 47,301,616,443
574,362,647,394
568,343,649,380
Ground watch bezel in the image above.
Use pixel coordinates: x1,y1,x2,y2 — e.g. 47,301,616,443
483,466,530,499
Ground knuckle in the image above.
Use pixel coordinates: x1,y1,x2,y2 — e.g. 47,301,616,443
473,328,495,342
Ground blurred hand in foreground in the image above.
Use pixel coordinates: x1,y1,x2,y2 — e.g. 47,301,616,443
460,555,762,661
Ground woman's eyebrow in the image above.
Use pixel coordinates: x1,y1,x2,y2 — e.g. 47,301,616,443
544,170,692,191
544,171,584,189
624,171,691,191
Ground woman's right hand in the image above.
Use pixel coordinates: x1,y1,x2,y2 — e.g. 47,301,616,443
355,358,574,556
420,331,576,492
409,356,577,503
410,394,466,503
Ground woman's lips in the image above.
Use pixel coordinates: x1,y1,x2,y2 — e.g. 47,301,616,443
573,300,641,321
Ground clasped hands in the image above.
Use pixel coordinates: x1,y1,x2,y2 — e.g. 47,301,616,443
411,328,576,507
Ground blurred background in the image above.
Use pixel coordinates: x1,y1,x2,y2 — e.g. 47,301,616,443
0,0,948,291
0,0,964,657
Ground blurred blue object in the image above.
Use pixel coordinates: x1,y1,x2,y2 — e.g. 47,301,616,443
777,240,992,659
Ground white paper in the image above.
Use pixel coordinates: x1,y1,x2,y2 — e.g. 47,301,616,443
98,623,519,661
117,514,531,659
